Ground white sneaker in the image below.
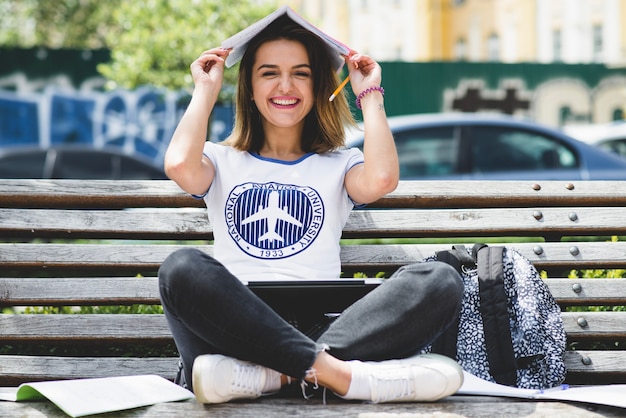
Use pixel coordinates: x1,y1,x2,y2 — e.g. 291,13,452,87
192,354,279,404
347,353,464,403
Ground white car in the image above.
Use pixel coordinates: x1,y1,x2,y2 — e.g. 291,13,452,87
564,121,626,160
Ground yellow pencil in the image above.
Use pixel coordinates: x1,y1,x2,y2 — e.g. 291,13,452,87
329,75,350,102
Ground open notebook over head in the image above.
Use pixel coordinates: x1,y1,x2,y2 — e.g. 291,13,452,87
221,5,350,73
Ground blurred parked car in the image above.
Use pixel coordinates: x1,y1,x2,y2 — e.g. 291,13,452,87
0,146,167,179
346,113,626,180
564,121,626,160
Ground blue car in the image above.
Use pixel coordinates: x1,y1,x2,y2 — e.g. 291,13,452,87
346,113,626,180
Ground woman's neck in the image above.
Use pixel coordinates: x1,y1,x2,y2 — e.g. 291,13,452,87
259,124,305,161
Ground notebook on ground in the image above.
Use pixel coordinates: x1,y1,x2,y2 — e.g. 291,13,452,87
0,375,194,417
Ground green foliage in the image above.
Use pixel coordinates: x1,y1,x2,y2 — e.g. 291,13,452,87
0,0,121,48
0,341,178,357
97,0,278,94
566,265,626,313
24,304,163,315
564,236,626,313
0,0,279,96
568,268,626,279
352,271,387,279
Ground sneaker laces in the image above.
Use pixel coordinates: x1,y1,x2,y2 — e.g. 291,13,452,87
369,367,416,403
230,361,265,397
299,367,319,400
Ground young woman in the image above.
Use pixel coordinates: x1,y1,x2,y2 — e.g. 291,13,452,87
159,14,464,404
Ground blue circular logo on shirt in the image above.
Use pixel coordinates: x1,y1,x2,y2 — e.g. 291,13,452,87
225,182,324,259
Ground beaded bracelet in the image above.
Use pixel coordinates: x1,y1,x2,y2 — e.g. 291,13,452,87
356,86,385,109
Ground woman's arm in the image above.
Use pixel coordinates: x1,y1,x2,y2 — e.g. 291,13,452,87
164,48,230,195
343,53,399,205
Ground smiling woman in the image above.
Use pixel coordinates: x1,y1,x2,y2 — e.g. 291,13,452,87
158,6,463,406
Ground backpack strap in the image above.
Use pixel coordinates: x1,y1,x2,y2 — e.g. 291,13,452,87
435,244,476,275
476,245,518,386
431,245,474,360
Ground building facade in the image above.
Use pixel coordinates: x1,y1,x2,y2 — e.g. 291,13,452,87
281,0,626,65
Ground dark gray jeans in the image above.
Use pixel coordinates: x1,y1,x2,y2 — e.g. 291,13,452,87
158,248,463,391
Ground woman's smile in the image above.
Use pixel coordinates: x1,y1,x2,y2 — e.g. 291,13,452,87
270,97,300,107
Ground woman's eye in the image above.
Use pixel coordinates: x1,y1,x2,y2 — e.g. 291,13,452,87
294,72,311,78
262,71,278,77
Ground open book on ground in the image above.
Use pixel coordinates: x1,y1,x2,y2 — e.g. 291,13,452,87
0,374,194,417
458,371,626,409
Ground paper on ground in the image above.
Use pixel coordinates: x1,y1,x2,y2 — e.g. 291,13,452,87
457,371,626,409
0,374,194,417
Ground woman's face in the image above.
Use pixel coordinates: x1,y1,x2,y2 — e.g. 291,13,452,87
251,39,314,130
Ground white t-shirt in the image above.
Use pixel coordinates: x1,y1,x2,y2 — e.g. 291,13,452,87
201,141,364,281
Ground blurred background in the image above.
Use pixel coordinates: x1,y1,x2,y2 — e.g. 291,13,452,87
2,0,626,179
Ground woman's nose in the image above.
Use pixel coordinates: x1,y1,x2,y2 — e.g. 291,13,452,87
278,75,292,93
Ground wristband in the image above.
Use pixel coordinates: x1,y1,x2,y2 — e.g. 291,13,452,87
356,86,384,109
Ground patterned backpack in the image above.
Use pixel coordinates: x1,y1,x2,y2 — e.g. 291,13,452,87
425,244,567,389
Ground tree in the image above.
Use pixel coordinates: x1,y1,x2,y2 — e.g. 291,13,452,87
0,0,120,49
97,0,277,97
0,0,279,97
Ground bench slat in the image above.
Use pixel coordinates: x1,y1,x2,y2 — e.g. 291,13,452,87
3,180,626,209
0,179,196,209
3,278,626,306
564,350,626,385
0,355,178,385
0,351,622,386
0,277,161,305
563,311,626,339
3,206,626,239
3,242,626,273
0,312,624,341
0,314,171,341
4,395,626,418
546,279,626,305
388,180,626,208
0,208,212,240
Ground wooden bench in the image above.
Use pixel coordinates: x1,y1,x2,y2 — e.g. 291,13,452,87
2,179,626,417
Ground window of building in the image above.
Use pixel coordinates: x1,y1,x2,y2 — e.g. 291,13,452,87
455,39,467,60
593,25,603,62
553,29,562,61
487,34,499,61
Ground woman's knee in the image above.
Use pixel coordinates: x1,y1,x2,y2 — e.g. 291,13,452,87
158,248,204,287
392,261,464,306
432,261,464,297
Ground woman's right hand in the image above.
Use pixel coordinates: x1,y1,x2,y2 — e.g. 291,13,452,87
190,48,230,93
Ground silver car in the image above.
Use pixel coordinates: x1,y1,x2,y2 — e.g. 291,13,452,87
346,113,626,180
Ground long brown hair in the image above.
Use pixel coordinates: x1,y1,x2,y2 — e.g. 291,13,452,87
224,16,355,153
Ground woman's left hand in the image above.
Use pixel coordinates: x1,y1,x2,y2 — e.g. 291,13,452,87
346,52,382,94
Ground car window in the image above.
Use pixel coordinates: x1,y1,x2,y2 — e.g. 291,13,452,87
597,138,626,159
0,151,47,178
52,150,114,179
468,126,579,173
121,155,167,179
393,126,459,177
